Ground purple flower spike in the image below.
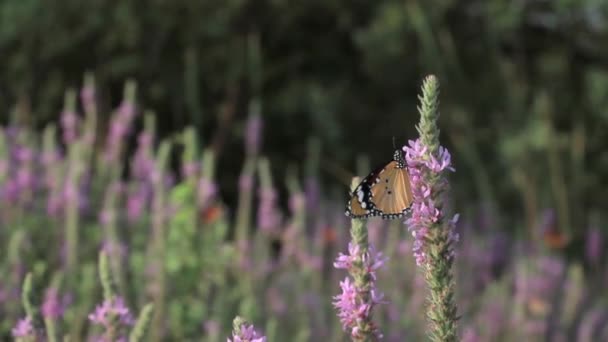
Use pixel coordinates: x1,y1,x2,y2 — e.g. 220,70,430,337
245,114,263,156
403,138,459,266
197,177,218,207
333,240,387,340
12,317,34,338
257,187,282,233
88,296,134,327
228,317,266,342
42,287,69,319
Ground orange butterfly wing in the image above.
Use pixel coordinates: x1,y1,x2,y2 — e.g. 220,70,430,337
370,161,413,216
346,158,413,220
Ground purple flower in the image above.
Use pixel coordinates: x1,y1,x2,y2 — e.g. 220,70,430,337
585,226,602,266
461,327,480,342
63,180,79,205
89,335,128,342
42,287,69,319
14,146,34,163
197,177,217,208
101,240,128,259
118,101,136,121
104,101,137,163
245,114,263,156
228,323,266,342
88,296,134,327
288,192,305,214
15,166,33,189
127,186,149,222
80,84,96,113
99,210,115,226
334,242,360,269
203,320,220,336
12,317,34,338
403,138,459,266
0,159,7,179
305,177,320,214
257,187,282,233
182,162,199,179
333,243,387,339
239,173,254,193
61,110,80,143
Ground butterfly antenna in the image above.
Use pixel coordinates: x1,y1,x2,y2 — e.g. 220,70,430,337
392,136,396,150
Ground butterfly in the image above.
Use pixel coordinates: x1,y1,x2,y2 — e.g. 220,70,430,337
345,148,414,219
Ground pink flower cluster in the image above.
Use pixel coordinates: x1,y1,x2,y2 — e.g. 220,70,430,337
257,187,282,234
88,296,134,327
228,323,267,342
403,139,459,266
333,243,387,339
11,317,34,338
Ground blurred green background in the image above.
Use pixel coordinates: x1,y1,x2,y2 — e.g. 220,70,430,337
2,0,608,235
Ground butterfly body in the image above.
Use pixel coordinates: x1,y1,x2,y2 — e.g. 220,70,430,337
346,149,413,220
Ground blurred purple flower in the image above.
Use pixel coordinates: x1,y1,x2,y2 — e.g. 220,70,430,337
245,113,263,156
101,240,128,259
89,335,128,342
0,159,7,178
540,209,556,230
182,162,199,179
99,210,115,226
203,320,220,336
12,317,34,338
305,177,320,214
104,101,137,163
577,308,604,342
80,84,96,113
131,139,155,182
461,327,480,342
288,192,305,214
137,131,153,148
266,287,287,315
197,177,217,208
239,173,254,193
42,287,70,319
61,110,80,144
127,186,149,222
109,120,128,146
0,284,7,305
13,145,34,163
228,322,266,342
63,180,79,205
297,251,322,271
88,296,134,327
118,101,136,122
40,149,62,168
2,179,19,202
15,166,33,190
403,138,458,266
585,226,602,266
257,187,282,233
47,191,64,218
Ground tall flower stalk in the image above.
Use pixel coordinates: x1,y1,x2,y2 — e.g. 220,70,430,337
403,75,459,341
333,178,387,341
